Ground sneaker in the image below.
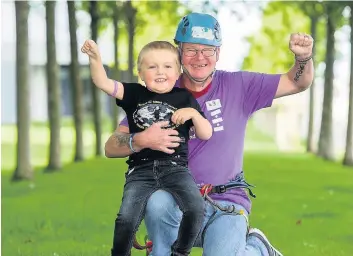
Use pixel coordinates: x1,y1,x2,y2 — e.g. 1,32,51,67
248,228,283,256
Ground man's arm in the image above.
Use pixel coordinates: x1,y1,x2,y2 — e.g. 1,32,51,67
105,125,134,158
275,33,314,98
104,121,182,158
276,57,314,98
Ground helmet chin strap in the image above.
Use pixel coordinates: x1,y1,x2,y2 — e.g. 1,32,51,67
182,65,215,87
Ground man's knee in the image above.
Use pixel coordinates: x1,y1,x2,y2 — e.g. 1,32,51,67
144,190,182,255
203,213,248,256
145,190,181,222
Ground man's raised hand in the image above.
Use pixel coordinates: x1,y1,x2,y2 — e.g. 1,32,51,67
289,33,314,60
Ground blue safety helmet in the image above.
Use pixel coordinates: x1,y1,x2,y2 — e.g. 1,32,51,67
174,13,222,47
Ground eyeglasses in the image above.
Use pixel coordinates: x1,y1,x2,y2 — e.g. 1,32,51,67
182,48,217,57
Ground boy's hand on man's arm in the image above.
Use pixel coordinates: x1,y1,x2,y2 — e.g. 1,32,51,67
104,121,181,157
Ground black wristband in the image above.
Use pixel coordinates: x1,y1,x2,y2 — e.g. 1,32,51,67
295,55,312,63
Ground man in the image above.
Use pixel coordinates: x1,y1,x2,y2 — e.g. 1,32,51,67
105,13,314,256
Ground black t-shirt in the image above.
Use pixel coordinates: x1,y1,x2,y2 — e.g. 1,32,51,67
116,82,205,167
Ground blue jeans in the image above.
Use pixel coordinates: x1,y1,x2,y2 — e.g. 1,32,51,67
145,190,269,256
111,160,205,256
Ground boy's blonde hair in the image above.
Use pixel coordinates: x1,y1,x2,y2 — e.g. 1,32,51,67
137,41,181,72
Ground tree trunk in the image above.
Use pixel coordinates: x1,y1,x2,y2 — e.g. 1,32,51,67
89,0,103,156
343,7,353,166
45,0,62,171
306,16,317,153
317,14,335,160
12,0,33,181
67,1,84,161
111,4,120,130
125,1,136,82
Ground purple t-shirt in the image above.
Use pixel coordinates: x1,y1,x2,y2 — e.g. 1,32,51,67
120,70,280,213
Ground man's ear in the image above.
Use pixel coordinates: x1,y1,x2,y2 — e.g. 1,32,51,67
216,47,220,62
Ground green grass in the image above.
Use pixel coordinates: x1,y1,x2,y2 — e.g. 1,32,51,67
2,121,352,255
2,154,353,256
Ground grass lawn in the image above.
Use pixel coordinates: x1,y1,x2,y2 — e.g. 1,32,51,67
2,121,352,255
2,154,353,256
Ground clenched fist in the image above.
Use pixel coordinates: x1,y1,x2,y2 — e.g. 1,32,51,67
81,39,101,60
289,33,314,60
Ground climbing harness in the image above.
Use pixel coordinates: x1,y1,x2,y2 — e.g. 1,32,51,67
132,175,256,255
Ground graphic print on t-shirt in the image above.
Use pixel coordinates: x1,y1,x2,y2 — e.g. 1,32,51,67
205,99,224,132
132,100,178,130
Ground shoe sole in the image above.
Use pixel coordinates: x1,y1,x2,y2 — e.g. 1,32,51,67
248,228,283,256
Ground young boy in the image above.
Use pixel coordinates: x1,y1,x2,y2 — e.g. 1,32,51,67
81,40,212,256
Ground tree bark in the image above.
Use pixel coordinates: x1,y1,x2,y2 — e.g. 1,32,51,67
317,14,335,160
306,16,317,153
125,1,136,82
45,0,62,171
12,0,33,181
343,6,353,166
89,0,103,156
67,0,84,161
111,3,120,130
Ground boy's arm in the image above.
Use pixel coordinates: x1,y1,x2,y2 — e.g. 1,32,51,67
89,58,124,100
171,107,212,140
82,39,124,100
191,112,213,140
188,94,212,140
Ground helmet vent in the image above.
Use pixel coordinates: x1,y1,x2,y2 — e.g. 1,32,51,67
183,17,190,27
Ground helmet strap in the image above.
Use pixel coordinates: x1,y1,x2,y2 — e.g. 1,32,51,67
182,65,215,87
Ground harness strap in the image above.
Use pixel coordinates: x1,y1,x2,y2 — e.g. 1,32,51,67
211,183,256,198
200,207,249,247
132,235,152,254
199,181,254,226
132,180,255,255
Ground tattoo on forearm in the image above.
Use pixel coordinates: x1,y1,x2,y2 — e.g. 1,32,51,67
114,132,130,147
294,63,306,82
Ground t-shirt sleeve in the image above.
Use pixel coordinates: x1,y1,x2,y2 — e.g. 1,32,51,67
115,82,143,111
241,72,281,116
119,116,129,128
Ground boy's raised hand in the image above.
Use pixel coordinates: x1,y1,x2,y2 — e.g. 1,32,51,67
81,39,100,60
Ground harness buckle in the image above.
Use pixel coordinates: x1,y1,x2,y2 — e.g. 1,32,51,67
215,185,226,193
200,184,213,197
